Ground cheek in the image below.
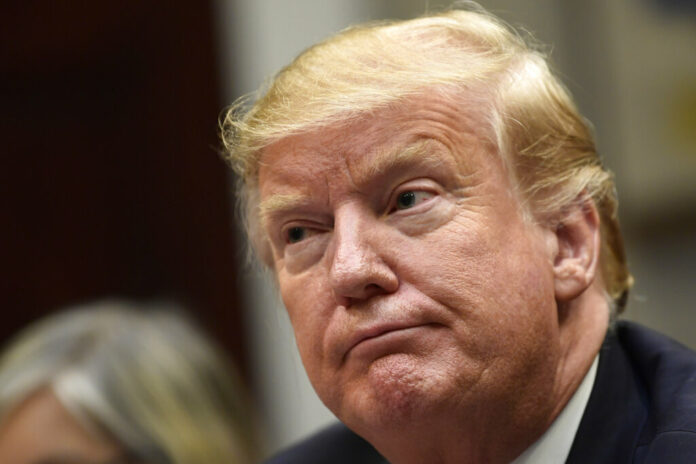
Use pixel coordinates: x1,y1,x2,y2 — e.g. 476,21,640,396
398,220,498,297
279,270,334,374
400,215,555,328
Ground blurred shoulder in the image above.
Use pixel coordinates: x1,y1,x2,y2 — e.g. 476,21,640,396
264,422,387,464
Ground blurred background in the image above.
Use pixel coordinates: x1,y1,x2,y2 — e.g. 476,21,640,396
1,0,694,459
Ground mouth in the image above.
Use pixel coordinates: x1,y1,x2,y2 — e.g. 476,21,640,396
342,322,433,363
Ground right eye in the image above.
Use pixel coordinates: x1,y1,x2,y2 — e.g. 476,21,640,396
286,226,307,244
283,224,325,245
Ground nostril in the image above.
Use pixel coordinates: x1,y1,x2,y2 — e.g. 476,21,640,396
336,284,386,309
364,283,382,295
357,283,386,302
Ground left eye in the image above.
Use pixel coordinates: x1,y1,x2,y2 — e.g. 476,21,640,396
395,190,434,210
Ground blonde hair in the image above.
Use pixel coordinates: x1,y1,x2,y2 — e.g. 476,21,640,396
221,5,632,311
0,301,258,464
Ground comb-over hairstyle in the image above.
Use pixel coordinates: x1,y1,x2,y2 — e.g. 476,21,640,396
222,4,632,311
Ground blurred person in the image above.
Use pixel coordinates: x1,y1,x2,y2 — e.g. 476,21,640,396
222,3,696,463
0,300,258,464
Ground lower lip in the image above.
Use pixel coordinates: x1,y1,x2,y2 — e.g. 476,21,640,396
347,325,435,361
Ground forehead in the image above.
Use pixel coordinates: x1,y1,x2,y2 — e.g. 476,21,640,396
257,95,494,194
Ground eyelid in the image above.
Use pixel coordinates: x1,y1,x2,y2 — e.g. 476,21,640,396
387,180,439,213
265,207,331,246
280,221,328,245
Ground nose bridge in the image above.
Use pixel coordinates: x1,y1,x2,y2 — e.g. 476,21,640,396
328,203,398,303
331,204,373,273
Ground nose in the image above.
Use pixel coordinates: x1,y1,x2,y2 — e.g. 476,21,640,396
328,205,399,306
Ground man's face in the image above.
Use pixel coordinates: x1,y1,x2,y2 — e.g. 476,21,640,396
258,96,563,441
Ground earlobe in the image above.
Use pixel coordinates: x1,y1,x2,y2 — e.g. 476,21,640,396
552,200,601,302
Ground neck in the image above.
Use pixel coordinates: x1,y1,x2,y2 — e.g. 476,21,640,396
550,285,609,421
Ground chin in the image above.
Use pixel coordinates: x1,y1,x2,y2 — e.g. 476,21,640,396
340,353,456,430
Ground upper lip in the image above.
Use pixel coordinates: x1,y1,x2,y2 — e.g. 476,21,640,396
342,321,424,362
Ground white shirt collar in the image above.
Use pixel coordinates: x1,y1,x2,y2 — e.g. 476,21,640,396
510,355,599,464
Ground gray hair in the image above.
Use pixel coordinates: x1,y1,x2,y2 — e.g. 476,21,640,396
0,300,257,464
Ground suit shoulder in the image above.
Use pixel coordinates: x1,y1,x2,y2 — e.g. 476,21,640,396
264,422,386,464
635,430,696,463
617,321,696,435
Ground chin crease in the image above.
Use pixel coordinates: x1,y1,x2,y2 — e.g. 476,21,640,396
364,354,435,423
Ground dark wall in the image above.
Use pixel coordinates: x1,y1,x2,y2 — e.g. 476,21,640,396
0,2,246,370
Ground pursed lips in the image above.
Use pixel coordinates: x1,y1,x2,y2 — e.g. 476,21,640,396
341,322,434,363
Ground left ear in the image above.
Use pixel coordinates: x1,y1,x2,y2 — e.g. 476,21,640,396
550,199,601,302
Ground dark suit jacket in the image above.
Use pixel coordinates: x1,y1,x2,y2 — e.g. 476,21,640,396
567,320,696,463
266,321,696,463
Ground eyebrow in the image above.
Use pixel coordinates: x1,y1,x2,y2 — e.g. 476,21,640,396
258,138,448,224
258,193,314,229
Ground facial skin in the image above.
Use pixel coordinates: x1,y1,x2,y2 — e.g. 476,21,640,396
258,94,608,464
0,389,128,464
